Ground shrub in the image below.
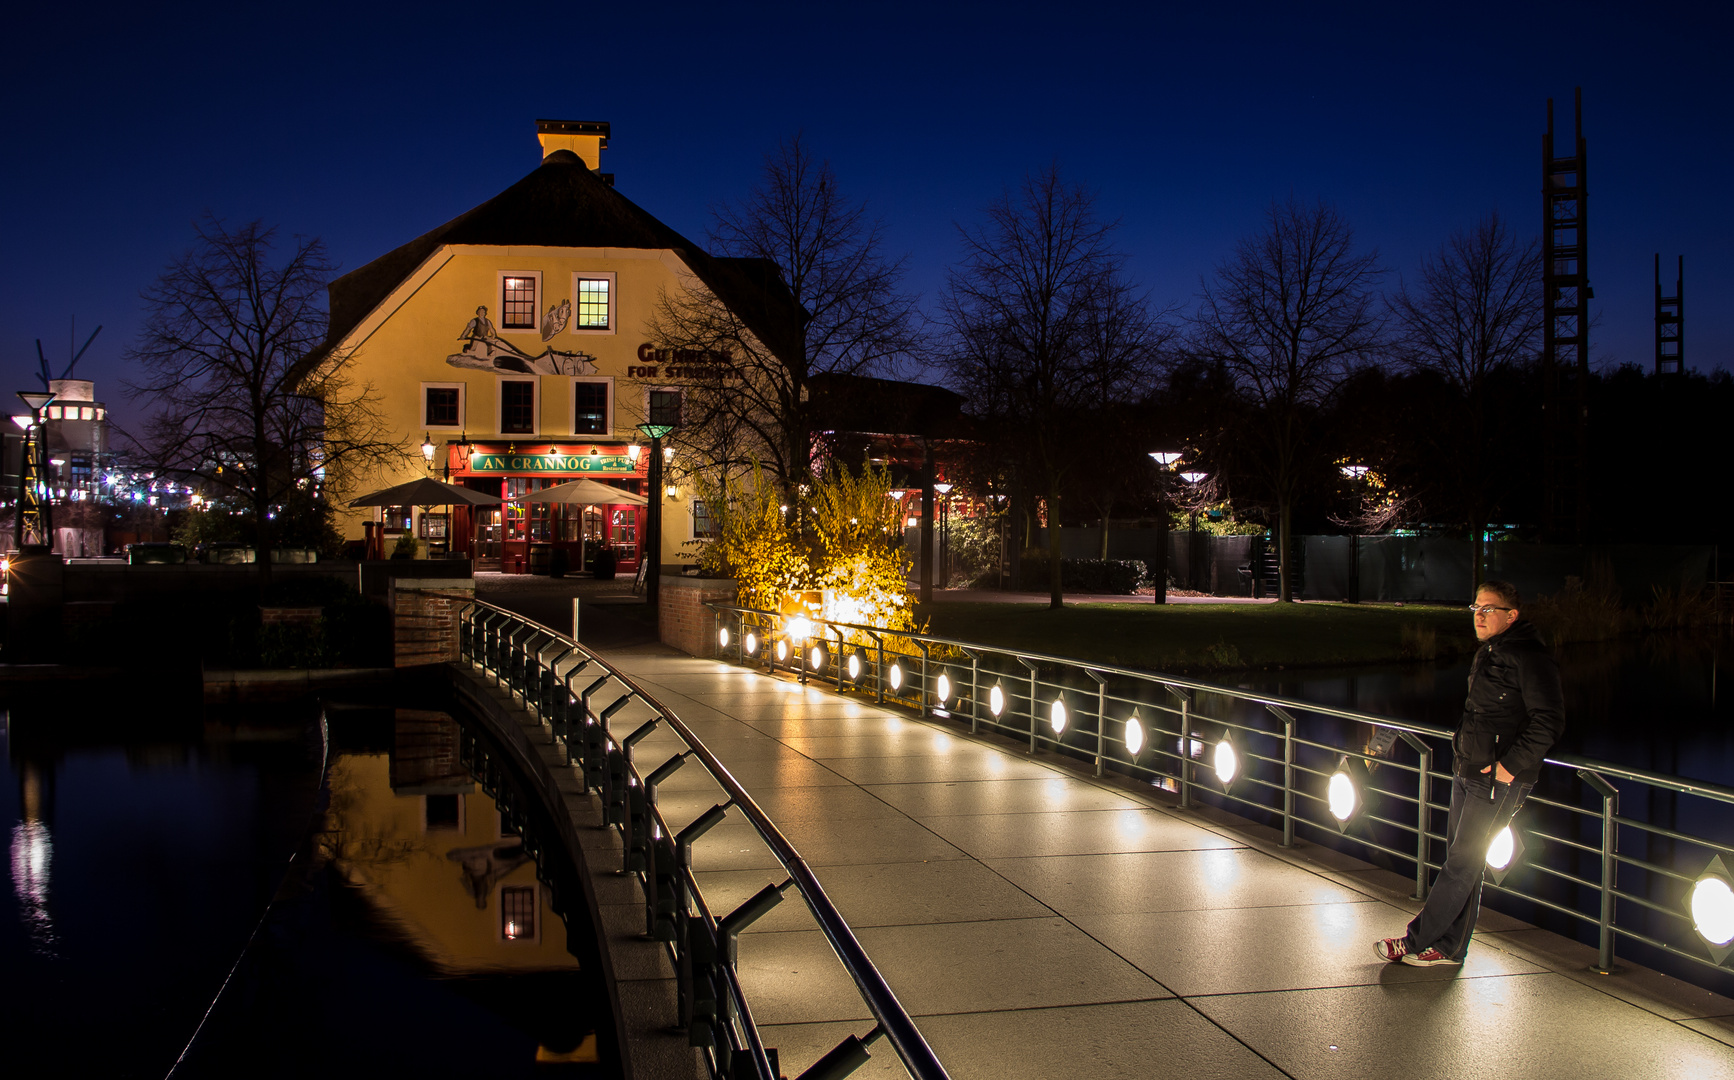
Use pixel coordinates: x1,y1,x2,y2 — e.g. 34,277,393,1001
1641,585,1718,630
1018,555,1144,594
1399,622,1438,661
1526,574,1625,643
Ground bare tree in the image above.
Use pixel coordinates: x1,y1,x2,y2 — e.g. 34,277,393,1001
1389,211,1541,589
941,166,1168,608
648,134,919,490
1191,198,1384,602
126,217,402,573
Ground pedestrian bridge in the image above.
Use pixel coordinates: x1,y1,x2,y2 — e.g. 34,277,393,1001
589,645,1734,1080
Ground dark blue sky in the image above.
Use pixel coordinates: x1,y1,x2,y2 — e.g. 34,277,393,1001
4,1,1729,430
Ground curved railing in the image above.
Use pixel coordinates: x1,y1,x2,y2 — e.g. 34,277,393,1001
707,602,1734,984
455,599,949,1080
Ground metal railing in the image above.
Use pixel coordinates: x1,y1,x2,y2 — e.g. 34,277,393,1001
709,602,1734,984
455,599,949,1080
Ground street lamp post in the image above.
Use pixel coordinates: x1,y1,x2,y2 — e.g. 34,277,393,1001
1179,471,1207,591
934,482,953,588
636,423,674,618
1148,452,1182,605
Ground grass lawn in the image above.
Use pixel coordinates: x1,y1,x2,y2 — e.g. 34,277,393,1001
913,600,1477,673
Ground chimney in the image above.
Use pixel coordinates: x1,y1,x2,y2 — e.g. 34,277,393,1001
536,119,610,170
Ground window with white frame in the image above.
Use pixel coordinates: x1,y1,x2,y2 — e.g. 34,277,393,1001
422,382,464,430
498,271,541,331
570,272,616,333
692,497,718,539
573,378,612,435
498,378,538,434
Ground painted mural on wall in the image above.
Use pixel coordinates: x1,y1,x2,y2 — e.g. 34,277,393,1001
448,304,596,376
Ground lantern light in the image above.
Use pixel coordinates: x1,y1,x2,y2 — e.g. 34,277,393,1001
421,433,436,462
989,682,1006,717
627,443,642,461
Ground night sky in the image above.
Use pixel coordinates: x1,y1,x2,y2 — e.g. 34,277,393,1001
4,1,1730,432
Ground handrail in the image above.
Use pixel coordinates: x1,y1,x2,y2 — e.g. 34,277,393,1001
454,598,948,1080
707,600,1734,985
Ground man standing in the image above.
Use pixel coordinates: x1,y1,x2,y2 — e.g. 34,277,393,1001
1375,580,1565,966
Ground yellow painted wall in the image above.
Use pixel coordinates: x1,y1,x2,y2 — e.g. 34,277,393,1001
324,750,579,975
333,243,701,558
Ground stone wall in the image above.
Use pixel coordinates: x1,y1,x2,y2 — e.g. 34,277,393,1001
657,577,735,658
389,580,477,667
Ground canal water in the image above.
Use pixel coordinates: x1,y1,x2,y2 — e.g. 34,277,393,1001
0,685,619,1079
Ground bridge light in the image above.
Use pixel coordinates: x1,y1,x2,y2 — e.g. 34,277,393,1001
887,661,903,692
1327,756,1371,831
718,627,730,649
809,644,826,671
1213,735,1240,788
847,652,863,682
1049,696,1068,736
1124,712,1145,757
1689,856,1734,963
989,682,1006,717
775,638,789,663
744,631,759,657
935,670,952,704
1484,823,1528,887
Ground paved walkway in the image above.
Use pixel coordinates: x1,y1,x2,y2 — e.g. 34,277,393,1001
596,643,1734,1080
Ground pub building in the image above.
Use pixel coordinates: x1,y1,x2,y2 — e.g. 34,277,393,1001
308,119,803,572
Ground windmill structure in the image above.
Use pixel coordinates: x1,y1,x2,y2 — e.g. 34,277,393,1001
15,318,105,550
36,319,102,389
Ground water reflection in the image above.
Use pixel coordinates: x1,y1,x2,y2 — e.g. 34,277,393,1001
318,709,584,980
10,760,56,956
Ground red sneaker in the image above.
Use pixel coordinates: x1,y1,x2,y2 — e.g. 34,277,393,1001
1402,947,1462,967
1374,937,1409,963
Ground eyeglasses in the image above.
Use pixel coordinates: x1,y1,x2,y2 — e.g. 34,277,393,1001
1468,604,1513,616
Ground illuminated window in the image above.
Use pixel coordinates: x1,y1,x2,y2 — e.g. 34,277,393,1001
502,885,536,940
500,379,536,434
648,389,681,428
576,277,610,329
383,505,411,530
502,275,537,329
573,380,610,435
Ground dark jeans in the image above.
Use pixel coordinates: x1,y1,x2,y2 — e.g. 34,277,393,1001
1405,770,1532,960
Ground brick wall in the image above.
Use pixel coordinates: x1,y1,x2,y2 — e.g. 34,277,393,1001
658,577,737,658
390,580,477,667
259,605,322,629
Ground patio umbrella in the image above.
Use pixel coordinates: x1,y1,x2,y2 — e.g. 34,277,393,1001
350,477,502,558
349,477,502,509
518,478,648,506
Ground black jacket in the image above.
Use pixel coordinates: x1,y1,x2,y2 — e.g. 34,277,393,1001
1455,619,1566,784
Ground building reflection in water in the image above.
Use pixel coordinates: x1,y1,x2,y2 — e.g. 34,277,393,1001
322,709,580,975
9,744,58,958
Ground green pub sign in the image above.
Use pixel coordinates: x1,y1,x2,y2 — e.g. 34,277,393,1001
467,453,636,475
